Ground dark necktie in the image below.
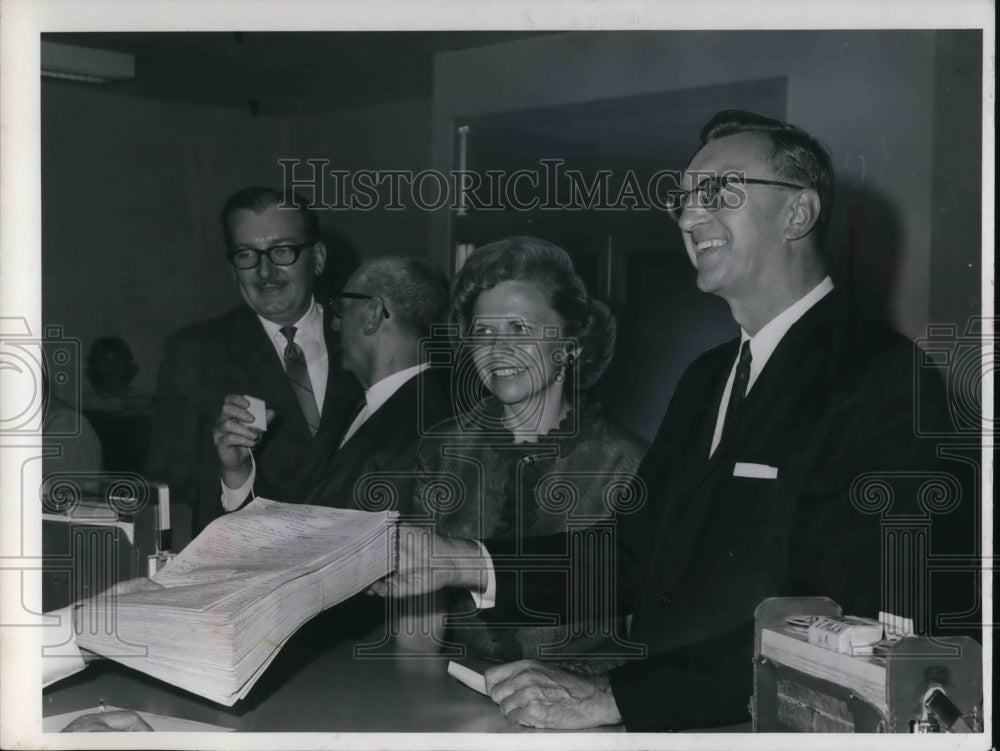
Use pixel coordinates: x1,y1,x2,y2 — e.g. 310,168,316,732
280,326,320,436
722,339,753,440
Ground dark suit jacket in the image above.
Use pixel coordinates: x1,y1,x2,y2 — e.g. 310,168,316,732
484,291,973,730
295,367,456,513
144,306,362,534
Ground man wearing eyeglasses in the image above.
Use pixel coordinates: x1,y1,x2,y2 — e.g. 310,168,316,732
144,186,361,534
379,111,971,730
287,256,455,512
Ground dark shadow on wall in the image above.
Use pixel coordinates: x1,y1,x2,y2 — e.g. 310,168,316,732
825,183,905,330
314,227,361,303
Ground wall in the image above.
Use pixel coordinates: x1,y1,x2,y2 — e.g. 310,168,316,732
42,86,432,399
929,30,984,332
42,83,290,397
284,99,433,266
43,31,982,410
430,30,946,341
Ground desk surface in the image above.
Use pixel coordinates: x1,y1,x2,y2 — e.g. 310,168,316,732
43,608,750,734
44,616,552,733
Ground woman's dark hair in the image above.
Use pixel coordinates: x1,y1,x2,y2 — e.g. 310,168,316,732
449,236,615,389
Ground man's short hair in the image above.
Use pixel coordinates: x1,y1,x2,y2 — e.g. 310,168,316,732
219,186,320,251
700,110,834,242
350,256,449,339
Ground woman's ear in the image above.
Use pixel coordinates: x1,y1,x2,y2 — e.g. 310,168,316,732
558,345,582,379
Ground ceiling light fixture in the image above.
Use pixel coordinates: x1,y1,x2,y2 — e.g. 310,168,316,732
41,41,135,84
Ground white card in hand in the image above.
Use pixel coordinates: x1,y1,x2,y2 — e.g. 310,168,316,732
244,396,267,431
447,661,487,695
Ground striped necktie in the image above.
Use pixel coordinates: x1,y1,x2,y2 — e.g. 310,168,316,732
280,326,320,436
721,339,753,440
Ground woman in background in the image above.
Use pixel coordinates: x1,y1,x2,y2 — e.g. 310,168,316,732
408,236,647,671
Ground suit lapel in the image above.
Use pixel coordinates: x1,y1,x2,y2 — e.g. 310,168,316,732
660,341,740,513
680,293,843,497
334,372,421,464
634,345,734,579
653,293,846,585
303,372,423,506
318,309,343,429
313,317,363,444
715,292,843,460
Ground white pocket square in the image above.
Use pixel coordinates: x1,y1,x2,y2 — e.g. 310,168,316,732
733,462,779,479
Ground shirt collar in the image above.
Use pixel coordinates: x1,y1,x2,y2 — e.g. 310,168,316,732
257,298,323,346
364,362,430,414
740,276,834,383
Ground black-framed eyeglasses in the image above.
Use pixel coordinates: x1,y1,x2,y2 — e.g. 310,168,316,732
329,292,390,319
227,241,315,270
666,175,807,222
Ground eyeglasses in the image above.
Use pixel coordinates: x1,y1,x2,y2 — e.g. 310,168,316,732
666,175,807,222
329,292,391,320
227,241,315,270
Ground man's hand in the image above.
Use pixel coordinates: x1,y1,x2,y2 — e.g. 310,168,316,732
212,395,273,486
484,660,622,729
61,709,153,732
370,525,484,598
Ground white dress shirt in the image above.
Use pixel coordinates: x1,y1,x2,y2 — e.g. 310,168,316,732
220,299,328,511
709,276,834,456
338,362,430,448
257,299,329,415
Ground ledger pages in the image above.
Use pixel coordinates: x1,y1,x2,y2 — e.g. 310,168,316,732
74,499,398,705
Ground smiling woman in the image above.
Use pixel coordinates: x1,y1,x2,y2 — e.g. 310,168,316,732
407,236,648,668
450,236,616,438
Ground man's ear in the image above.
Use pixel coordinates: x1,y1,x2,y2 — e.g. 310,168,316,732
361,297,385,336
785,189,822,241
312,241,327,276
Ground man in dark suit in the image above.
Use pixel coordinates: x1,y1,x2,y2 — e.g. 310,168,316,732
378,111,974,730
269,255,455,652
291,255,456,512
144,187,361,534
214,254,455,516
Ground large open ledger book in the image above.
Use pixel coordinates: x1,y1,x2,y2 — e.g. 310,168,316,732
74,499,398,706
